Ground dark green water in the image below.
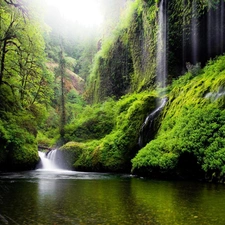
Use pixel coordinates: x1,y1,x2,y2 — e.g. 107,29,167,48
0,170,225,225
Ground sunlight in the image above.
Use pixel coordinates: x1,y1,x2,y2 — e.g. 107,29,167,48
46,0,103,26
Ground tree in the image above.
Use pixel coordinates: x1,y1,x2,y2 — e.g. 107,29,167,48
59,48,66,142
0,0,53,110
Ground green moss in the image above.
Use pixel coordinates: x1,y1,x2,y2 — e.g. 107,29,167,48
61,92,156,172
87,0,158,103
64,99,116,142
132,55,225,181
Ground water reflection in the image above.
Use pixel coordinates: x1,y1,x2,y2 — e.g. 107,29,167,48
0,171,225,224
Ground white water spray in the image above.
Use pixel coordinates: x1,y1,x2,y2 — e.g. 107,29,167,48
37,150,61,171
138,98,167,147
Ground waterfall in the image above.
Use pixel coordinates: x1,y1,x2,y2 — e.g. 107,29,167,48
191,0,198,64
207,1,212,58
157,0,167,88
207,0,225,58
138,98,167,148
37,150,61,171
182,0,187,74
139,0,168,148
220,0,224,53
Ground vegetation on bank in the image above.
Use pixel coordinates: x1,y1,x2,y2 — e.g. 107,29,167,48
60,92,156,172
132,55,225,181
0,0,52,170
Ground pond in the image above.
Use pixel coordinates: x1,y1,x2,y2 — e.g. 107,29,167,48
0,170,225,225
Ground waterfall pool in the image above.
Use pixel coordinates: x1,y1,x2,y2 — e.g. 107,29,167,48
0,170,225,225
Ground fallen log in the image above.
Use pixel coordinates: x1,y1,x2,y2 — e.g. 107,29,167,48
38,146,52,151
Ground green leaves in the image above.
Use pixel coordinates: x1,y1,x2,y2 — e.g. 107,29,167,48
0,1,53,170
0,0,52,110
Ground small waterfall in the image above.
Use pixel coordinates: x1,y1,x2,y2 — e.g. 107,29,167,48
207,1,212,58
139,98,167,148
157,0,168,88
37,150,61,171
205,89,225,101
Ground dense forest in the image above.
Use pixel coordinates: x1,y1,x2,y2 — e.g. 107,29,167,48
1,0,225,182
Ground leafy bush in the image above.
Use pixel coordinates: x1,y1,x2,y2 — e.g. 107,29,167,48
64,99,116,142
0,112,39,170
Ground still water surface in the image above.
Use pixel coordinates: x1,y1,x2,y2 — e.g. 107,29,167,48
0,170,225,225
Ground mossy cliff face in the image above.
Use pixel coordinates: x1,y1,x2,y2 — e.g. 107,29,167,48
87,0,158,103
132,55,225,182
87,0,225,102
61,56,225,181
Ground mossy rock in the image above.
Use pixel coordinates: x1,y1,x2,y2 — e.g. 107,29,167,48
59,142,85,170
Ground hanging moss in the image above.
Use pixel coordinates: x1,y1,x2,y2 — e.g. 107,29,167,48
87,0,158,103
87,0,225,104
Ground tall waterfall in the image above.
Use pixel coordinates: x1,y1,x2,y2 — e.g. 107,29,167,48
207,0,225,58
191,0,198,64
139,0,168,148
156,0,168,89
37,150,61,171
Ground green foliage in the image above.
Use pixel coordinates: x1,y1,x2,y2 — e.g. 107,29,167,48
65,56,77,72
61,92,156,172
0,0,52,170
132,55,225,181
0,111,39,170
64,99,116,142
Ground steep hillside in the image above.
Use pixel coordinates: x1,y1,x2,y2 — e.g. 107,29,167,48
46,62,85,94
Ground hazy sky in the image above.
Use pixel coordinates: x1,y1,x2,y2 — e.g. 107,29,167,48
45,0,103,26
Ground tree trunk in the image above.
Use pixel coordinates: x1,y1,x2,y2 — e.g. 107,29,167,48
59,49,66,142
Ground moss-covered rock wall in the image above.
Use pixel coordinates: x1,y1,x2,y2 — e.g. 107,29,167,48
87,0,158,103
87,0,225,103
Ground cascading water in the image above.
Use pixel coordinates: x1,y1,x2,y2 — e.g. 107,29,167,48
191,0,198,64
220,0,224,53
138,98,167,148
182,0,187,73
37,150,61,171
156,0,167,89
138,0,168,148
207,0,225,58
